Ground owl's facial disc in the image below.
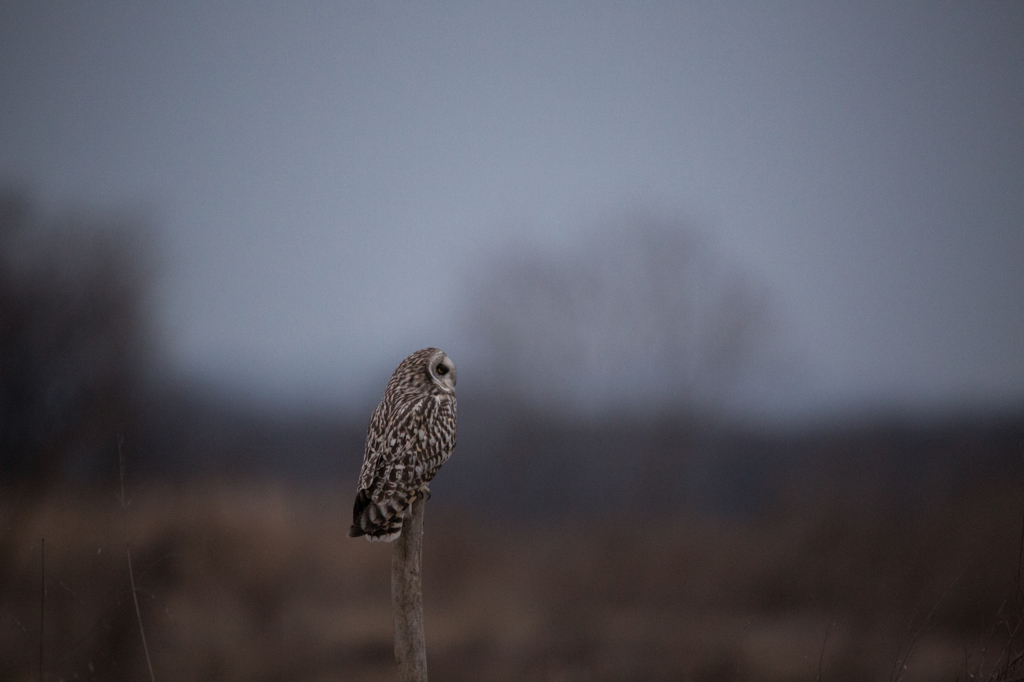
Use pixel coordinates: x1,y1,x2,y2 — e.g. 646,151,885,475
430,352,457,392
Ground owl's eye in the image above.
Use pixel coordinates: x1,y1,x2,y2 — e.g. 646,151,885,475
436,364,448,376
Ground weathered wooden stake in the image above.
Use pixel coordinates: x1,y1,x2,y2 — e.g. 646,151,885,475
392,494,428,682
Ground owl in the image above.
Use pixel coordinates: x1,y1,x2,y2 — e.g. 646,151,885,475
348,348,457,541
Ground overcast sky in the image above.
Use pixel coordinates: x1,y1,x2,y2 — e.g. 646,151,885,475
2,2,1022,421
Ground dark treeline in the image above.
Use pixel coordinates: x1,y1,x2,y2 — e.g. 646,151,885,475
128,390,1024,521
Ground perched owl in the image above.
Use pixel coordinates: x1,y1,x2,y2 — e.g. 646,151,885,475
348,348,457,541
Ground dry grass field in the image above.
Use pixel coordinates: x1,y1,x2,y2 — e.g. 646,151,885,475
2,483,1023,682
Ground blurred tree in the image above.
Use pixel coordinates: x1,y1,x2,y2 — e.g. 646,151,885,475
468,218,771,419
448,218,776,516
0,188,151,489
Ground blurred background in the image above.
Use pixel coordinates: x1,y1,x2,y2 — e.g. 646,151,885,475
1,2,1023,680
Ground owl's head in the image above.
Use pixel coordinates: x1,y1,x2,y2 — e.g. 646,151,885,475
427,349,457,393
386,347,457,399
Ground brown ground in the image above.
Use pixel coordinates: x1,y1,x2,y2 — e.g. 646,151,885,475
1,483,1022,682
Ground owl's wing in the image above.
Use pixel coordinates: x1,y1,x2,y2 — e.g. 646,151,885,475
364,395,455,505
356,399,389,492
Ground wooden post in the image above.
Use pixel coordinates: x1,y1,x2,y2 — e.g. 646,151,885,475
392,494,428,682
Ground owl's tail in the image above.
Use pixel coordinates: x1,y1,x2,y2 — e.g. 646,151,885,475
348,489,405,542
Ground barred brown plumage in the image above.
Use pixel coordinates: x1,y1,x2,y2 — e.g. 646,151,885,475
348,348,457,541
